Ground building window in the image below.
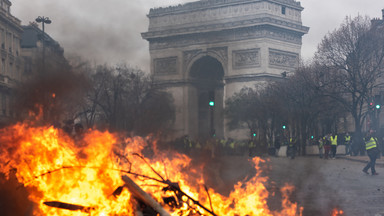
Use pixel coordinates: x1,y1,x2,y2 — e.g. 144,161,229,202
1,59,5,74
281,6,286,15
1,29,4,46
9,62,12,75
2,94,6,116
24,58,32,74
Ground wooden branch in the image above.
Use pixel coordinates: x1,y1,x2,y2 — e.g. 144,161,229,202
43,201,94,213
121,175,171,216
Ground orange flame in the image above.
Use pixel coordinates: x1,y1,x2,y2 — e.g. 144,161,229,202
0,122,303,215
332,208,344,216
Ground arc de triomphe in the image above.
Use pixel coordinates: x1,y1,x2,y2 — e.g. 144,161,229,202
142,0,309,141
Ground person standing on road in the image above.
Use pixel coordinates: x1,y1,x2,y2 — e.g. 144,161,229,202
287,136,297,159
274,134,281,157
330,133,338,159
362,130,380,175
345,132,351,156
323,134,332,159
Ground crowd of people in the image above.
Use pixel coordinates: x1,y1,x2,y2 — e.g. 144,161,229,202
55,119,382,175
315,131,380,175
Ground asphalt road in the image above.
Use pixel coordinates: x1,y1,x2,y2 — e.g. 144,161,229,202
202,155,384,216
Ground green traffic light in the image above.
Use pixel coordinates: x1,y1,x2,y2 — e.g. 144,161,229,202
376,104,381,109
209,101,215,106
253,133,256,137
311,135,314,139
282,125,286,129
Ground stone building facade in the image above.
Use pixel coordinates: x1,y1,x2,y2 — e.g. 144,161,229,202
142,0,309,140
20,23,67,78
0,0,23,124
0,0,67,126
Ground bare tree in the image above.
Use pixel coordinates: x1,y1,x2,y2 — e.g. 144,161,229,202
224,63,347,155
274,64,347,154
225,87,263,137
80,64,175,136
315,15,384,152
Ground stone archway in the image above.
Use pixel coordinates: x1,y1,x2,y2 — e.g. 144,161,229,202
143,0,308,140
189,56,224,140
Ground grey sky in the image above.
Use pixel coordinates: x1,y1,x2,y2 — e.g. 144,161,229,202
11,0,384,72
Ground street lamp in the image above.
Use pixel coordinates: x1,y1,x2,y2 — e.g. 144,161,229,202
35,16,51,73
35,16,52,122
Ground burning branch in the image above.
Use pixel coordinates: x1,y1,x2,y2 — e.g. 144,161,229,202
122,175,171,216
24,165,164,187
204,185,215,215
132,153,166,182
161,180,218,216
43,201,95,213
28,155,218,216
129,153,218,216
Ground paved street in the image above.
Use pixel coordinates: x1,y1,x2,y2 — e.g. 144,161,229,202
265,156,384,216
203,155,384,216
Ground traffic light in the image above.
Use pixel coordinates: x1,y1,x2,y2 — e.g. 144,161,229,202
311,135,314,139
375,95,381,109
208,91,215,107
253,133,256,137
282,125,286,129
369,102,375,111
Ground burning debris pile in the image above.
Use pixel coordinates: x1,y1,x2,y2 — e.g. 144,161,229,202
0,122,303,216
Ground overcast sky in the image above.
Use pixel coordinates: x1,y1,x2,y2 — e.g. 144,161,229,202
11,0,384,72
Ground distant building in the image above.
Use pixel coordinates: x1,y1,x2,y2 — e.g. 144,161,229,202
0,0,23,125
0,0,68,126
142,0,309,140
20,23,68,79
368,9,384,133
371,9,384,27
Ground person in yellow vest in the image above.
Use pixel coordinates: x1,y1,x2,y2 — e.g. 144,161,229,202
219,138,227,155
183,135,192,153
248,139,255,157
287,137,297,159
330,133,338,159
362,130,380,175
344,132,351,156
228,138,236,156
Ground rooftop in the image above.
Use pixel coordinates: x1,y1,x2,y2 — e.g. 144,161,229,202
148,0,303,17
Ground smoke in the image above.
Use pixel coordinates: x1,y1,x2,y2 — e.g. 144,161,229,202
11,0,191,72
10,0,384,72
13,62,90,125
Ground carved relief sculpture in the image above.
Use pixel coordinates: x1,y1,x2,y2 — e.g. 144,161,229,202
269,48,299,68
154,57,178,75
233,48,260,69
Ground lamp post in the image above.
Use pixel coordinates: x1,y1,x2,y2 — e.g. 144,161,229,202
35,16,51,73
35,16,52,121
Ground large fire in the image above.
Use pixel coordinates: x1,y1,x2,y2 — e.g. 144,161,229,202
0,122,304,216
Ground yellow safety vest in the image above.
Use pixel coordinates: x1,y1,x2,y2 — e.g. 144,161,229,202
331,135,337,145
220,139,227,147
229,141,235,149
365,137,377,150
319,139,324,148
345,136,351,142
249,141,255,148
289,138,295,147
